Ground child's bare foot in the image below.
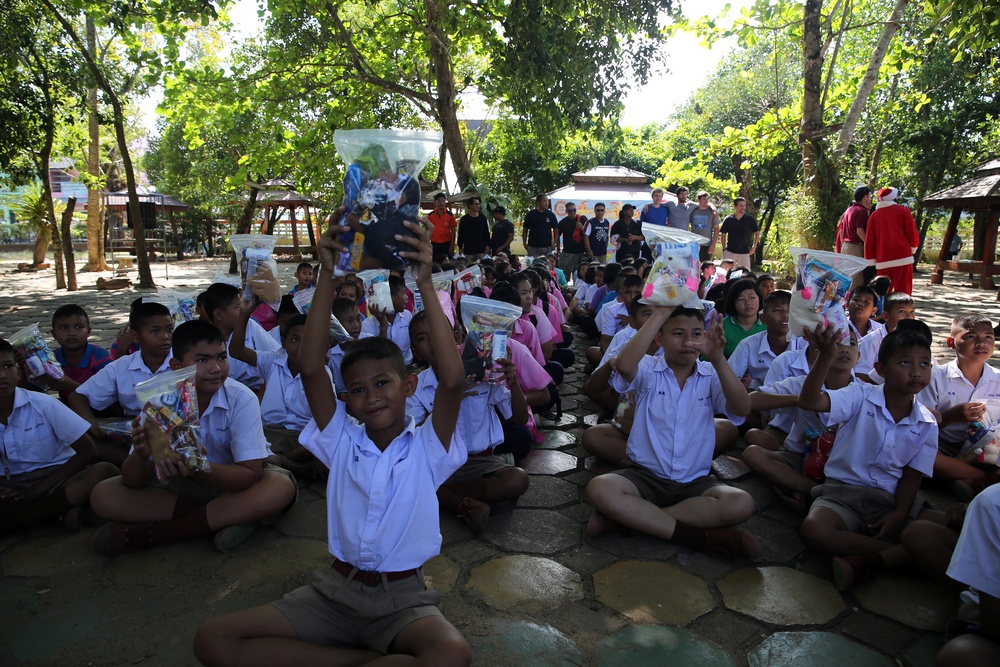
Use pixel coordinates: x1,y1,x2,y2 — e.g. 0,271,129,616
703,528,762,559
586,510,626,537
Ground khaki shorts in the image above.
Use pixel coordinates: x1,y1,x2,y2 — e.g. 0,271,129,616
445,453,511,485
774,450,805,471
765,425,788,448
810,480,930,534
611,464,725,507
0,465,71,492
271,566,442,655
263,425,303,455
150,463,298,521
938,439,963,458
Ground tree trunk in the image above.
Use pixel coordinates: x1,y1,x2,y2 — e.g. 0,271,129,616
62,197,78,290
32,233,49,266
112,103,153,287
81,15,108,272
40,157,66,289
800,0,825,197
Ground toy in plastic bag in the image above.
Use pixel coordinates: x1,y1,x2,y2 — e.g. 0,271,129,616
358,269,393,314
231,234,282,306
332,129,443,274
292,287,316,315
453,266,481,301
611,391,637,435
9,323,64,381
459,296,522,382
960,399,1000,466
788,248,867,342
212,271,242,288
134,367,211,476
639,225,708,308
146,290,198,325
802,426,838,482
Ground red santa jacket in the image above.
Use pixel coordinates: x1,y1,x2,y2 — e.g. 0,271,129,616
864,203,918,269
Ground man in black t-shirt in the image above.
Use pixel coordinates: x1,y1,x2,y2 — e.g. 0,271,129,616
457,197,490,261
719,197,759,270
489,205,515,256
557,203,587,275
611,204,643,262
584,202,611,263
522,193,559,256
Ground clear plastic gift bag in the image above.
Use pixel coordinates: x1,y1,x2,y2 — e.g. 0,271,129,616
292,287,316,315
358,269,393,313
134,367,211,476
788,248,867,342
9,323,64,381
453,266,481,301
332,129,443,274
146,290,198,325
639,225,707,308
960,399,1000,465
230,234,282,306
459,296,521,382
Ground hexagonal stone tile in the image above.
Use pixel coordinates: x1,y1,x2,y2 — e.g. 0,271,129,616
218,538,330,588
110,538,225,585
2,529,107,576
468,619,582,666
747,632,894,667
537,413,578,428
520,476,580,508
596,625,736,666
274,498,327,539
521,449,579,475
484,509,581,554
853,572,958,631
589,529,680,561
901,634,946,667
423,555,459,594
742,516,807,563
717,567,845,625
594,561,715,625
466,555,583,611
538,430,578,450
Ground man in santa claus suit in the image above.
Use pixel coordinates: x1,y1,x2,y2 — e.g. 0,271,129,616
864,187,919,295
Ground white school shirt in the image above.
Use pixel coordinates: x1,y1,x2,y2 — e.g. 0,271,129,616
581,283,598,307
728,333,807,390
600,300,630,338
76,350,173,416
228,319,282,389
612,356,745,483
0,388,89,475
360,309,413,364
848,319,885,343
856,326,890,376
599,326,638,368
947,484,1000,599
406,366,511,454
299,402,467,571
759,375,861,455
268,326,282,345
198,378,272,464
820,383,937,494
574,282,592,302
328,344,347,395
918,360,1000,443
762,347,812,433
257,349,333,431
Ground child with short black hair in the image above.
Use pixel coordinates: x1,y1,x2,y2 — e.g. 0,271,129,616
755,274,775,300
109,296,145,359
47,304,112,401
598,273,644,353
847,285,883,341
193,217,472,666
328,296,367,397
0,339,118,533
288,262,314,295
89,320,297,556
201,282,281,389
728,290,803,390
585,306,760,559
360,274,413,364
798,325,949,590
856,291,914,381
268,295,301,344
721,279,764,359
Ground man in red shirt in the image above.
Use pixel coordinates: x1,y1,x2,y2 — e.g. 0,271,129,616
864,187,920,295
836,186,872,289
427,192,456,259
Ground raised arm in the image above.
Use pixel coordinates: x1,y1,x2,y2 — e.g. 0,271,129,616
797,324,837,412
701,312,752,416
229,296,259,367
749,390,800,412
616,306,672,384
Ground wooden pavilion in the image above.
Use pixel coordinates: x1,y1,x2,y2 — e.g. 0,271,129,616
927,159,1000,289
253,179,319,258
102,187,191,261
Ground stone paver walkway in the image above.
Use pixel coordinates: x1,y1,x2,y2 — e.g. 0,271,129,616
0,260,993,666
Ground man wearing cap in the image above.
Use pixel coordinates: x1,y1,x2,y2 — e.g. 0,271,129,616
489,205,515,256
665,187,698,232
865,187,919,295
523,193,559,257
690,191,721,261
427,192,457,259
639,188,669,227
720,197,759,270
557,203,587,276
836,186,872,289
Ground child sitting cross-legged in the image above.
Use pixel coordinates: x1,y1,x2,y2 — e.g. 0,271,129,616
89,320,297,556
360,275,414,365
193,218,472,666
585,305,761,559
44,304,113,402
407,310,530,535
798,324,952,590
0,339,119,533
201,282,282,391
856,290,915,382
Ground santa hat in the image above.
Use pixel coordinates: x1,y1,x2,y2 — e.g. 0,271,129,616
877,187,898,201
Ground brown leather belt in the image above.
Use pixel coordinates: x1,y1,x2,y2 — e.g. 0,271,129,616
332,559,418,586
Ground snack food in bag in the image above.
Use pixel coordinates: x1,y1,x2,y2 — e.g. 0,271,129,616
788,248,867,342
357,269,393,314
453,266,481,301
960,399,1000,465
146,290,197,325
230,234,282,305
639,225,708,308
134,367,211,476
9,323,64,381
459,296,522,382
292,287,316,315
332,129,443,274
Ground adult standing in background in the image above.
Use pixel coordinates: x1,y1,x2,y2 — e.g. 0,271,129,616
835,186,872,289
557,203,587,276
522,193,559,257
690,190,721,261
489,205,515,256
427,192,456,259
584,202,610,263
865,187,919,295
457,197,490,261
611,204,644,263
719,197,759,269
639,188,669,227
665,186,697,232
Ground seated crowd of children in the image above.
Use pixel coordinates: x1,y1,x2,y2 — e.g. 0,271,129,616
2,223,1000,666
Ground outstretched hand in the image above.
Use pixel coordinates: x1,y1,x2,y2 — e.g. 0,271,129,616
396,219,434,283
701,311,727,363
802,323,840,358
317,207,350,270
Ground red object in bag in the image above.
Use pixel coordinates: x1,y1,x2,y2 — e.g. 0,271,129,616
803,429,837,482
